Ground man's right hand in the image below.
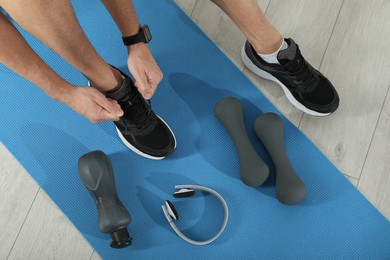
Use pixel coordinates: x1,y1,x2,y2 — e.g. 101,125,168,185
61,86,124,123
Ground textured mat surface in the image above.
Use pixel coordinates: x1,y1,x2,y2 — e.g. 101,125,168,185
1,0,389,259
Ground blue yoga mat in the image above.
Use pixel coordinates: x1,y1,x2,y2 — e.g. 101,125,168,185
1,0,389,259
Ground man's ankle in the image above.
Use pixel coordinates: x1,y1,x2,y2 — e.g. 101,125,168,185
256,38,288,64
251,36,284,55
88,66,124,93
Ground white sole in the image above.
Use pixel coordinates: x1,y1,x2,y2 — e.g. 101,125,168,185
116,115,177,160
241,46,330,117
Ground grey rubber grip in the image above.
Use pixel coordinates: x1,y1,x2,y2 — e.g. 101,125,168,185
215,97,269,187
78,150,132,248
253,113,306,205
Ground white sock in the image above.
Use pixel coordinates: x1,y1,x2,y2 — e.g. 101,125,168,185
257,40,288,65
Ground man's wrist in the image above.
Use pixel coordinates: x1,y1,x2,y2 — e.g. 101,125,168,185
126,42,148,53
49,83,75,103
122,22,140,37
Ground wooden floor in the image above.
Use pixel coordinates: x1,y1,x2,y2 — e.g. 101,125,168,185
1,0,389,259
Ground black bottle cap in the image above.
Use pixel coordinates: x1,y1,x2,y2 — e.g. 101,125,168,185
110,228,133,248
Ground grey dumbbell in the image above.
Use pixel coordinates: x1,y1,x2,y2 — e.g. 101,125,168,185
253,113,306,205
78,150,132,248
215,97,269,186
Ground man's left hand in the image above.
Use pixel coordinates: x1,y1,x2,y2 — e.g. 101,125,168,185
127,43,163,99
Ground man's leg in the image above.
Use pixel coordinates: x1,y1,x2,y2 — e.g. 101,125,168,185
211,0,283,54
210,0,340,116
0,0,122,93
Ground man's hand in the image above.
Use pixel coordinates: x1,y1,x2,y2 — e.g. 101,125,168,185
61,86,124,123
127,43,163,99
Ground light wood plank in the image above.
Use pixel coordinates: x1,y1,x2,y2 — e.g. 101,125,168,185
0,143,39,260
243,0,343,125
174,0,197,16
345,175,359,187
8,189,94,260
299,0,390,178
358,88,390,219
90,250,102,260
190,0,271,70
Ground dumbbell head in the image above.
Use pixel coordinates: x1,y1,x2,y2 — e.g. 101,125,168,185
215,97,269,187
253,113,306,205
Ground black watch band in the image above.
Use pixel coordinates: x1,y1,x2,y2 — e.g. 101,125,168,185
122,25,152,46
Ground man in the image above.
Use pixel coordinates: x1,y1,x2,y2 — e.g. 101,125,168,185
0,0,339,159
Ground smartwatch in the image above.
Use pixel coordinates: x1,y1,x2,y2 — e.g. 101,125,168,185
122,25,152,46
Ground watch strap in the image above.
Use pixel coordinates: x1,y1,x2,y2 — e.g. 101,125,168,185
122,25,151,46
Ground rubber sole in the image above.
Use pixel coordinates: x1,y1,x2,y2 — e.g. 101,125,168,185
241,46,330,117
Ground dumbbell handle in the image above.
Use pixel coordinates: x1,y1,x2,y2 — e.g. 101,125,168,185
215,97,269,186
253,113,306,205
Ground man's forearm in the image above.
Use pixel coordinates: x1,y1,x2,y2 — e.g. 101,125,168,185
100,0,162,100
100,0,140,37
0,12,72,101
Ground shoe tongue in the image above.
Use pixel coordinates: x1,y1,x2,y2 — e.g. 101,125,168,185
277,40,298,65
106,77,133,101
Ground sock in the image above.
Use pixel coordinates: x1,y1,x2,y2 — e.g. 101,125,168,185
257,40,288,65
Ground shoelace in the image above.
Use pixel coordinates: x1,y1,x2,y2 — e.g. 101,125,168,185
284,48,318,93
120,90,155,131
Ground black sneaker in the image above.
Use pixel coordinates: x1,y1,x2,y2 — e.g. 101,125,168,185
241,38,339,116
98,67,176,159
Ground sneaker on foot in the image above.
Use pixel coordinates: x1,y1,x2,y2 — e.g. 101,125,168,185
104,67,176,159
241,38,339,116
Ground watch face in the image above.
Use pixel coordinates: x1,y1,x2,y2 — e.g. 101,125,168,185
142,25,152,42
